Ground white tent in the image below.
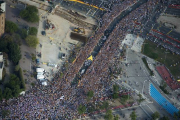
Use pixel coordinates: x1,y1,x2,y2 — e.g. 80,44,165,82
60,95,64,100
36,68,44,73
39,79,45,82
37,72,44,75
19,91,25,96
37,75,44,79
42,81,47,86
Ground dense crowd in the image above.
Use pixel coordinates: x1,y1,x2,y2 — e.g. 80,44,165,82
0,0,165,119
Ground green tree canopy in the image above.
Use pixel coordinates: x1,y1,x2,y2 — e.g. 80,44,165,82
17,28,28,39
0,89,3,101
1,109,10,118
130,111,137,120
87,90,94,99
114,115,119,120
152,111,160,120
13,34,22,45
25,35,39,48
178,110,180,118
0,40,8,53
15,64,20,71
78,104,86,115
5,21,18,33
3,88,13,100
8,43,21,64
113,84,119,93
100,101,109,110
20,6,39,23
160,116,169,120
29,27,38,35
112,93,119,99
104,110,113,120
4,74,22,99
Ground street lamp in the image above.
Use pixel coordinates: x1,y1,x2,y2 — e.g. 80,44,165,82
142,80,148,95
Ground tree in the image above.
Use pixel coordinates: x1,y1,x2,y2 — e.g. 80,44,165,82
1,109,10,118
0,89,3,101
152,111,160,120
113,84,119,93
78,104,86,115
0,40,8,53
19,68,26,90
3,35,13,42
104,110,114,120
87,90,94,100
112,93,119,99
178,110,180,118
5,21,18,33
15,64,20,71
100,101,109,110
160,116,169,120
20,6,39,23
114,115,119,120
17,28,27,39
13,85,20,97
25,35,39,48
8,43,21,64
2,68,6,80
173,112,178,120
138,93,145,103
3,88,13,100
29,27,38,35
13,34,22,45
130,111,137,120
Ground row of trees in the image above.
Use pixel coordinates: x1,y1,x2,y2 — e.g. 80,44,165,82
5,20,39,48
0,38,21,64
0,70,25,100
104,110,119,120
19,6,39,23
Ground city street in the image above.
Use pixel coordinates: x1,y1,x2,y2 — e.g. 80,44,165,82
115,48,175,119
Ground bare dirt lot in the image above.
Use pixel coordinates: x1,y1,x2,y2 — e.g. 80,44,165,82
157,14,180,33
37,9,94,81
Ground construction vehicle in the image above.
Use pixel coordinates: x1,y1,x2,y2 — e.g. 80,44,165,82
45,19,55,30
73,27,85,34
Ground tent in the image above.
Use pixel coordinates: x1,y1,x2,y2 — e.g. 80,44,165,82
37,72,44,75
36,68,44,72
42,81,47,86
37,75,45,79
87,55,93,61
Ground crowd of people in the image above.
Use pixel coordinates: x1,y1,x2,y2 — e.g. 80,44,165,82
0,0,165,119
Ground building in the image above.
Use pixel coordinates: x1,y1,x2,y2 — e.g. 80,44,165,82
0,52,4,80
0,1,5,37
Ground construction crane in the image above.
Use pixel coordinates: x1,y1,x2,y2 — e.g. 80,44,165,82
64,0,105,11
73,27,85,34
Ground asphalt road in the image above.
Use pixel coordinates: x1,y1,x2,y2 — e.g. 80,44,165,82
165,7,180,16
119,49,174,119
72,0,148,85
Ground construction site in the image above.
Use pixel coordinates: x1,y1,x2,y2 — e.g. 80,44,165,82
17,0,103,81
